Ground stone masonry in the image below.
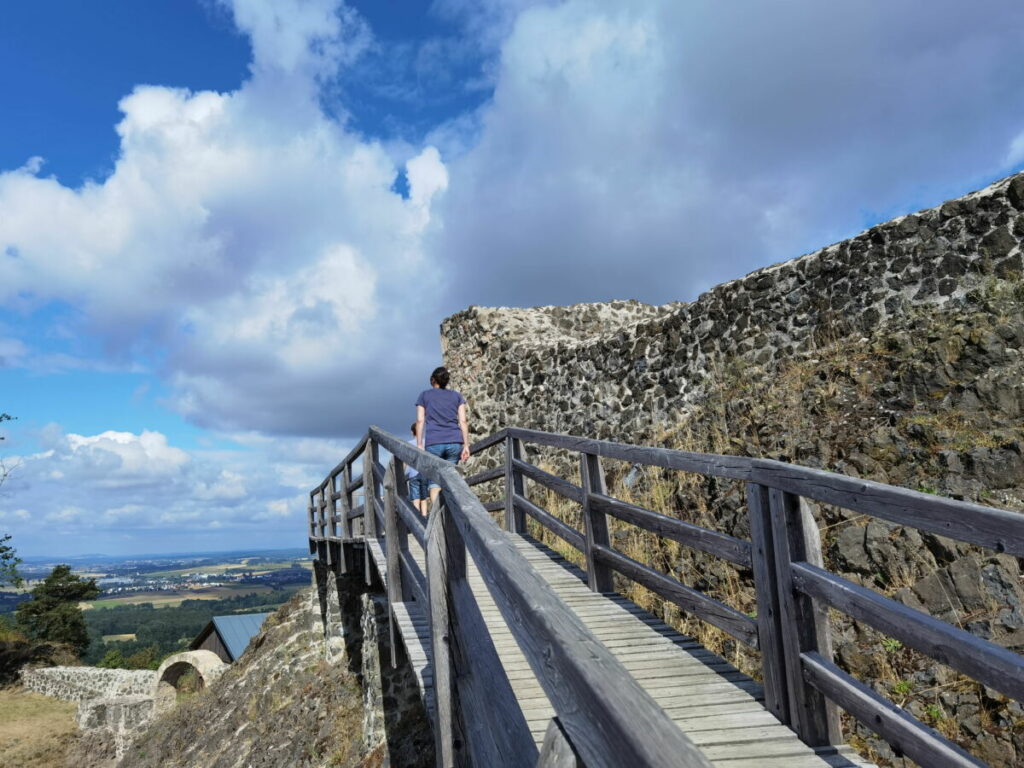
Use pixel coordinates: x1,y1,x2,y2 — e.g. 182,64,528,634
442,171,1024,443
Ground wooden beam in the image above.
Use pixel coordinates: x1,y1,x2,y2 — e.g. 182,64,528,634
513,494,585,552
512,458,584,504
768,489,840,747
505,436,526,533
581,453,613,593
537,718,584,767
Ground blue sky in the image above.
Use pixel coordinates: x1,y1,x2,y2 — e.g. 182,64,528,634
2,0,1024,558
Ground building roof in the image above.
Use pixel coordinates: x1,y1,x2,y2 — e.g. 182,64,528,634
190,612,270,662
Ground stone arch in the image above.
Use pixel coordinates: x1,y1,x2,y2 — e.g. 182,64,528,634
153,650,227,713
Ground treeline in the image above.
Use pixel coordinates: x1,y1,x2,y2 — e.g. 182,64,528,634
81,587,301,667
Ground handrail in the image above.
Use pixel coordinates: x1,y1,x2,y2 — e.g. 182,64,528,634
310,423,1024,768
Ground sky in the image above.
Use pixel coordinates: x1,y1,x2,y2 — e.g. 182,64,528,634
2,0,1024,558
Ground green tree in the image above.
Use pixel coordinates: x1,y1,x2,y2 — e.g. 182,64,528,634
16,564,100,655
0,534,21,587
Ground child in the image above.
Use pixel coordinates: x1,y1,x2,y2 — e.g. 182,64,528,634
407,423,429,516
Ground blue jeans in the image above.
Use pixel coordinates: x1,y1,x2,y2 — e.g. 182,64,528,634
426,442,461,490
407,476,429,501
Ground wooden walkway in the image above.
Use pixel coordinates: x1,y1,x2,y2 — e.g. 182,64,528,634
312,425,1023,767
369,530,874,768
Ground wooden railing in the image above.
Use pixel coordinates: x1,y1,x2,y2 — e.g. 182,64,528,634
310,425,1024,768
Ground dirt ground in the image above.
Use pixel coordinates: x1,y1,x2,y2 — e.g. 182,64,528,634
0,686,79,767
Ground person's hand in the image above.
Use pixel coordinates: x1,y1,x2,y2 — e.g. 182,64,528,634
460,444,471,463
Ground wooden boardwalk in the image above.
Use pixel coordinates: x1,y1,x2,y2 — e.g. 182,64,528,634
369,531,874,768
312,425,1023,767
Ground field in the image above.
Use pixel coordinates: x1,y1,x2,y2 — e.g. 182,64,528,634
81,584,276,610
102,633,137,642
0,688,78,767
142,559,311,579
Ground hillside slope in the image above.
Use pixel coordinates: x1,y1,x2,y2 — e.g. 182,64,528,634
109,588,366,768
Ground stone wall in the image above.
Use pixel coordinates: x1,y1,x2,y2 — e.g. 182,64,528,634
442,172,1024,443
21,666,155,703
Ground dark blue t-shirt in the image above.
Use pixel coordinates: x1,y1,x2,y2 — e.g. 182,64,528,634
416,388,467,446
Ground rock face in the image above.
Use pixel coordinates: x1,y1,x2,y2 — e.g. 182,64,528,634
441,171,1024,766
443,172,1024,444
115,557,433,768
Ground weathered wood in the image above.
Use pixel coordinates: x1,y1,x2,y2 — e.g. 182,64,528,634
792,560,1024,703
752,459,1024,557
580,453,613,593
347,473,364,494
363,440,379,585
321,484,334,567
425,503,466,768
746,482,788,724
801,652,983,768
399,546,427,607
483,499,506,513
505,436,527,533
768,489,841,747
384,463,405,667
508,427,753,480
466,465,505,487
512,458,584,504
537,718,584,768
321,432,369,492
373,427,716,768
469,427,509,454
396,496,428,547
590,492,752,567
591,544,759,647
513,494,586,552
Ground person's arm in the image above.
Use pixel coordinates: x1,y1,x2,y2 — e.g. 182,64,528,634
458,403,470,462
415,405,426,449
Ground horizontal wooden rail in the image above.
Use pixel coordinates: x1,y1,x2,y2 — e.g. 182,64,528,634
590,493,752,567
506,427,753,480
396,496,427,547
751,460,1024,557
466,465,505,486
591,544,759,648
469,427,509,454
792,561,1024,702
512,458,584,504
512,494,585,552
801,652,983,768
483,499,506,513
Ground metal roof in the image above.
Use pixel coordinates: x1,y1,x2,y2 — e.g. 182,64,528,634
210,612,270,662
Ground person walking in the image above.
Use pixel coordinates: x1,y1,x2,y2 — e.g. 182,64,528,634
415,366,470,510
406,423,429,515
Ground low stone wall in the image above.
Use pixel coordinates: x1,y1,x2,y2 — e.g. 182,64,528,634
78,694,155,758
21,665,155,703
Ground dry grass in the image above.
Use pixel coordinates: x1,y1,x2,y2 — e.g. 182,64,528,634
0,687,79,767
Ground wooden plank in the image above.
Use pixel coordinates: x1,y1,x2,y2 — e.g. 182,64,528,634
372,426,716,768
396,496,427,547
590,492,752,567
425,503,466,768
337,464,352,567
513,494,585,552
505,436,526,533
591,544,759,647
580,453,614,593
801,652,983,768
746,481,788,724
537,718,583,768
752,459,1024,557
792,561,1024,703
466,465,504,486
384,462,405,668
469,427,509,455
769,489,840,747
483,499,506,513
321,432,368,491
507,427,753,480
513,458,584,504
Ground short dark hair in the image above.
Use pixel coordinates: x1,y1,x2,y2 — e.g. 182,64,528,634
430,366,450,388
410,423,417,435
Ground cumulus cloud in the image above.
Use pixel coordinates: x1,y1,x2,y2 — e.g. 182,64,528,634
0,425,343,554
435,0,1024,307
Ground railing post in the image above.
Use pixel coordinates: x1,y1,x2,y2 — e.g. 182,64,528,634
336,464,352,572
363,439,379,585
538,717,584,767
504,436,527,534
746,482,788,724
307,493,317,555
384,461,407,667
768,488,841,747
426,497,468,768
580,453,613,593
321,484,333,567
